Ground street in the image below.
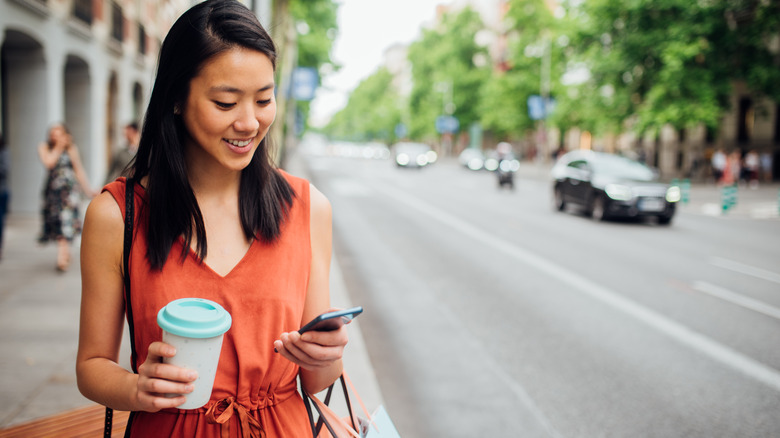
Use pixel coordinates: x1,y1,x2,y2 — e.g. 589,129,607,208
300,149,780,437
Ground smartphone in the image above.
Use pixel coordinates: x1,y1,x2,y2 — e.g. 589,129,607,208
298,306,363,334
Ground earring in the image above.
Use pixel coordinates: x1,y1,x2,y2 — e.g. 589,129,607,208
173,105,181,115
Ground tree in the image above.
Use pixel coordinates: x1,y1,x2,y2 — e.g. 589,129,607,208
289,0,339,133
569,0,780,135
406,7,491,141
324,68,403,143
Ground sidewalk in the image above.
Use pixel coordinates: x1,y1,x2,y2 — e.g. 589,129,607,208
0,153,383,429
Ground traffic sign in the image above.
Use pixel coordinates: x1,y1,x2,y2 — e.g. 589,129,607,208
435,115,459,134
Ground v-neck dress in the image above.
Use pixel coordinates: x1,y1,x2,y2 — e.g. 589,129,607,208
104,172,312,437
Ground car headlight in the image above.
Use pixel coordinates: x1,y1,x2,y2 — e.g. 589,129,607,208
416,155,429,166
605,183,633,201
484,158,499,171
666,186,681,203
467,158,484,170
396,153,410,165
426,151,438,163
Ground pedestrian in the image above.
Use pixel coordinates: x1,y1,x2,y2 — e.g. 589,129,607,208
0,134,9,261
744,149,760,189
37,123,96,271
711,148,726,184
104,121,140,184
760,150,773,183
76,1,347,437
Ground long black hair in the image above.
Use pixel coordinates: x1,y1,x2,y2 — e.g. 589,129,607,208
132,0,294,270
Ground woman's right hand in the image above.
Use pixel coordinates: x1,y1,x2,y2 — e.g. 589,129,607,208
134,342,198,412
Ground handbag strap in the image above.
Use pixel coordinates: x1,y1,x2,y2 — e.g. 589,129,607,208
104,177,138,438
303,373,365,438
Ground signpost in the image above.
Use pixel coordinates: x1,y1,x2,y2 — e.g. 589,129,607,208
290,67,318,101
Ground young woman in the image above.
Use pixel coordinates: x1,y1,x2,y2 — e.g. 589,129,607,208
38,123,96,271
76,1,347,436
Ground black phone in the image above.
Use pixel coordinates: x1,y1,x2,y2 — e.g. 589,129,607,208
298,306,363,334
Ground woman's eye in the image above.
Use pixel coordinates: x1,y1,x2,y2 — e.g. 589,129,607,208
257,99,272,106
214,101,235,109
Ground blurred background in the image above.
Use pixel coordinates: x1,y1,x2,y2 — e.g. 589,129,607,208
1,0,780,437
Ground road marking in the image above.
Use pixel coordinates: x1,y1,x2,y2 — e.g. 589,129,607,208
372,181,780,392
709,256,780,284
692,281,780,321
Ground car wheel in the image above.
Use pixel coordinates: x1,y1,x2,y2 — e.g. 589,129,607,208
591,196,608,221
554,188,565,211
658,215,673,225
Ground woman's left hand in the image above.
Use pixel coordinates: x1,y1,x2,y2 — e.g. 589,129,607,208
274,325,348,371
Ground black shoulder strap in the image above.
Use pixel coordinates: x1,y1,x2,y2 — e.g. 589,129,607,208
123,178,139,373
105,178,138,438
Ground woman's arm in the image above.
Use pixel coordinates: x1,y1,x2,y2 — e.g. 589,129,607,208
66,145,97,197
38,142,63,170
275,183,346,395
77,191,196,411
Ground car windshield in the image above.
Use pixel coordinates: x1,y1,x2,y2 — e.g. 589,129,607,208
592,155,655,181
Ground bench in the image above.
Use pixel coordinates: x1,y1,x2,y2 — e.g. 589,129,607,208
0,404,129,438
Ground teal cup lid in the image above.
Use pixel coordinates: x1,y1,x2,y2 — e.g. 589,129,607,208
157,298,232,339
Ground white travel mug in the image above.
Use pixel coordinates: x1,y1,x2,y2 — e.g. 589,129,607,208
157,298,232,409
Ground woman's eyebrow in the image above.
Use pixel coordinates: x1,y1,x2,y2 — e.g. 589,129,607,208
209,83,275,93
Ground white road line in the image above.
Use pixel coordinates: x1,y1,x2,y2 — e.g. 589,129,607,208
372,181,780,392
709,256,780,285
692,281,780,321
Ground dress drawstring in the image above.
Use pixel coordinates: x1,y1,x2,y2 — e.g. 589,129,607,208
205,397,265,438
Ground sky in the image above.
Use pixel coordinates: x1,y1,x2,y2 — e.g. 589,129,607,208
308,0,446,128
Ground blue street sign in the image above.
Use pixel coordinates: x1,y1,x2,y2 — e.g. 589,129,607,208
435,115,460,134
395,123,408,138
291,67,318,101
528,95,556,120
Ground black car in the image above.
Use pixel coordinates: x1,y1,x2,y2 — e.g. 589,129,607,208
551,150,680,224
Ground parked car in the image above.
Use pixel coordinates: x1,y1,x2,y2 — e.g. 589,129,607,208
551,150,680,224
392,142,437,168
458,148,486,170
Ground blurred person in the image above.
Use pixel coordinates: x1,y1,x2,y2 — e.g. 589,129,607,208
76,1,347,436
711,148,726,184
721,150,741,186
743,149,760,188
760,150,773,182
37,123,96,271
104,122,140,184
0,134,9,261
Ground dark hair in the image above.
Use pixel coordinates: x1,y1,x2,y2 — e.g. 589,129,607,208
126,122,139,131
132,0,294,270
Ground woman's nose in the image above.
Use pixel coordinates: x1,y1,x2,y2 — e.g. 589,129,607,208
233,103,260,133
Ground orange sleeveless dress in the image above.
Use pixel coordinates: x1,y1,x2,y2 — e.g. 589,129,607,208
104,172,312,437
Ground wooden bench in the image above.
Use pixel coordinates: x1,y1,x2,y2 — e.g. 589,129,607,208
0,404,129,438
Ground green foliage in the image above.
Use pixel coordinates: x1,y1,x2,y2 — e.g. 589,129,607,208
289,0,339,133
324,68,402,143
406,7,491,140
320,0,779,147
570,0,780,134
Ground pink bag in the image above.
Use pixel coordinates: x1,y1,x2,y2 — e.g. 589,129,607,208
303,372,399,438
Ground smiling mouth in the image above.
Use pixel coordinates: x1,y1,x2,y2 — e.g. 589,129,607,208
225,138,253,147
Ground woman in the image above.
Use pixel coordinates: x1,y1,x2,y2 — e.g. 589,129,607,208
37,123,95,271
76,1,347,436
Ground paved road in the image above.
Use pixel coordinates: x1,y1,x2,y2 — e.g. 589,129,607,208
302,150,780,438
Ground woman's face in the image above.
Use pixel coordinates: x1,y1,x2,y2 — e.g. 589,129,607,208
181,47,276,174
49,125,66,144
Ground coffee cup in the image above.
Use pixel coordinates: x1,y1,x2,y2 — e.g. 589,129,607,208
157,298,232,409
